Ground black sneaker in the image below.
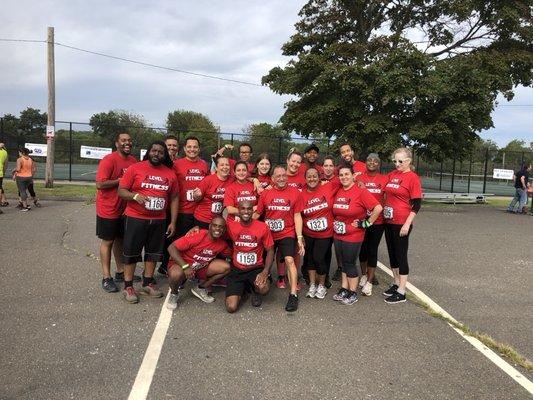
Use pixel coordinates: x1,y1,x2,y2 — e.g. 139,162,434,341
33,200,42,208
251,292,262,307
384,291,406,304
285,294,298,312
102,277,118,293
382,284,398,297
332,268,342,281
115,273,141,283
371,277,379,285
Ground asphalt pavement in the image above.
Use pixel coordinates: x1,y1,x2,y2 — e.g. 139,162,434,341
0,201,531,399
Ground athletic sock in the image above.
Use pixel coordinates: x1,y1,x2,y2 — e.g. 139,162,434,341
115,272,124,279
142,276,153,286
397,288,406,295
124,280,133,288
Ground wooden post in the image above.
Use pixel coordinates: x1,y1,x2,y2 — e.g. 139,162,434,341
45,27,55,188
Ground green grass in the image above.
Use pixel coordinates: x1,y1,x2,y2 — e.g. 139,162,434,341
2,180,95,200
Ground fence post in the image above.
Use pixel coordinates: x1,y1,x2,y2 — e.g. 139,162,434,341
467,153,472,193
439,161,443,191
451,158,456,193
230,134,234,159
278,137,282,164
69,122,73,181
482,148,489,194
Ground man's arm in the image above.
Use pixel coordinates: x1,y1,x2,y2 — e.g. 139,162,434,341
166,193,179,237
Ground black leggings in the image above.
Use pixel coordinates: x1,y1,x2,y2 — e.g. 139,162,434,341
303,236,333,276
359,224,385,267
334,239,362,278
384,224,412,275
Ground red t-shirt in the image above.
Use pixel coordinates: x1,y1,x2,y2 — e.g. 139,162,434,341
353,160,366,175
226,219,274,271
332,184,380,243
95,152,137,218
223,180,257,220
171,229,230,270
256,174,272,190
119,161,179,220
256,185,303,241
286,169,306,191
193,174,232,223
357,172,388,225
300,180,340,238
173,157,209,214
383,170,422,225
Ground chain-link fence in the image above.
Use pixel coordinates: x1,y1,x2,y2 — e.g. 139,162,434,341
1,118,530,195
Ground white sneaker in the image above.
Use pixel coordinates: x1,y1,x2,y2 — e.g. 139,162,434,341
359,275,368,288
315,284,327,299
166,292,179,310
361,282,373,296
306,284,317,298
191,285,215,303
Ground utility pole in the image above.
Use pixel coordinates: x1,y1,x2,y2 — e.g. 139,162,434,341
45,26,55,188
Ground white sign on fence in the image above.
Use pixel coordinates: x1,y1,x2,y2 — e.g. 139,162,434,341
25,143,47,157
493,169,514,180
140,149,147,159
46,125,55,138
80,145,112,160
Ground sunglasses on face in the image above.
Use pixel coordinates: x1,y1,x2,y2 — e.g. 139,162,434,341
392,158,410,164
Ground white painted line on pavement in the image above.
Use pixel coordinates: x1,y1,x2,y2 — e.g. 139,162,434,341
377,261,533,395
128,290,173,400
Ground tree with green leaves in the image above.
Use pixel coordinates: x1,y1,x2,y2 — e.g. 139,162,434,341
89,110,160,149
166,110,219,159
263,0,532,161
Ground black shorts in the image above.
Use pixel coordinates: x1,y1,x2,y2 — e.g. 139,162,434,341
274,237,295,259
359,224,385,266
122,216,166,264
176,213,195,237
0,177,4,193
225,267,263,297
96,215,124,241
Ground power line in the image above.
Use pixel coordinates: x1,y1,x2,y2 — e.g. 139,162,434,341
54,42,264,87
0,37,264,87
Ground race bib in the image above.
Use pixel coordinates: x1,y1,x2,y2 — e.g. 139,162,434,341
144,196,166,211
191,261,203,271
333,221,346,234
236,252,257,266
211,201,223,214
383,206,394,219
306,217,327,232
186,189,195,202
266,219,284,232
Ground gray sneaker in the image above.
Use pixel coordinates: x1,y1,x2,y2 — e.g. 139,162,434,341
123,287,139,303
306,284,317,298
315,284,327,299
191,285,215,303
140,282,164,298
167,292,179,310
102,277,118,293
341,292,358,305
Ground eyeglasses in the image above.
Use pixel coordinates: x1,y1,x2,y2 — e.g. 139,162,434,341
392,158,410,164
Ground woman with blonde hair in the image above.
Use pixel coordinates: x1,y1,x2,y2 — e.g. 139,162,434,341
382,147,422,304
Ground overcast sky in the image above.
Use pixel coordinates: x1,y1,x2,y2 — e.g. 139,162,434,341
1,0,531,147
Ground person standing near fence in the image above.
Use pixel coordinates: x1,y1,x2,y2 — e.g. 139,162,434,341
507,163,531,214
118,141,179,304
0,143,8,209
95,132,137,293
382,147,422,304
339,143,366,177
357,153,388,296
12,148,35,212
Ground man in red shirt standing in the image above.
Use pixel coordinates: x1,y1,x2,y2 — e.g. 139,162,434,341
95,132,137,293
339,143,366,177
166,216,231,309
226,200,274,313
255,166,305,312
172,136,209,238
118,141,179,304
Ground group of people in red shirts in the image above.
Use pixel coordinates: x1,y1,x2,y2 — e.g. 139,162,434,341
95,132,422,313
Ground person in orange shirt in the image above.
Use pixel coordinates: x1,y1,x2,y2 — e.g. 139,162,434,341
12,148,35,212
